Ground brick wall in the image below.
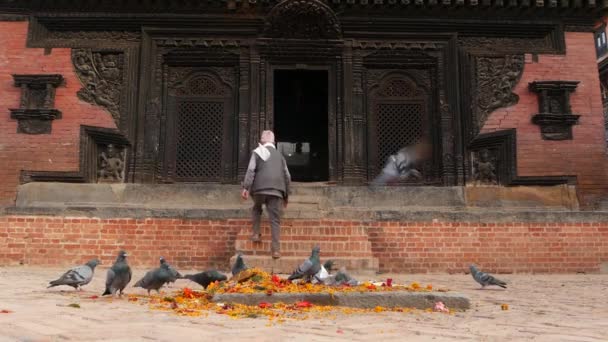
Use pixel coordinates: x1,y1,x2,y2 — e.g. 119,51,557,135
1,216,606,273
0,21,116,205
482,32,608,207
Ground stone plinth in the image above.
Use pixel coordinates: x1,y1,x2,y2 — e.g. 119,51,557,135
212,292,471,311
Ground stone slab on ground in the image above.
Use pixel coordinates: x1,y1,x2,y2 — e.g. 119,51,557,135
229,255,379,275
213,291,471,311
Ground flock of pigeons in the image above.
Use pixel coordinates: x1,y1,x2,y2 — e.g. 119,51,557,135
47,247,507,296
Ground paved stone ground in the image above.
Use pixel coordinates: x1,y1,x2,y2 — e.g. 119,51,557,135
0,267,607,341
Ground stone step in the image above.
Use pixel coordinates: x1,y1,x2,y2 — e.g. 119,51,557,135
229,255,379,275
288,195,322,204
235,226,374,257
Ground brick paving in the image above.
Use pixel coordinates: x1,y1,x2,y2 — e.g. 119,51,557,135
0,267,606,341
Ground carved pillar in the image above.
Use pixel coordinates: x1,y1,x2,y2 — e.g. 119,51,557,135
250,47,261,148
238,47,251,179
342,42,356,183
343,44,366,184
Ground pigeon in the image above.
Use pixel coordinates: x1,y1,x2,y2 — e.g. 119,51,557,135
183,270,228,289
231,253,248,276
288,245,321,282
323,260,336,274
323,267,359,286
48,259,101,291
134,263,173,295
102,250,132,297
469,265,507,289
159,257,182,285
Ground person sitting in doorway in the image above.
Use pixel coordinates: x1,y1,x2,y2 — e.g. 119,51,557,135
371,141,431,186
241,130,292,259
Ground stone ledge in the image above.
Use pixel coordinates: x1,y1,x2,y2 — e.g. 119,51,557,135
5,205,608,222
212,292,471,311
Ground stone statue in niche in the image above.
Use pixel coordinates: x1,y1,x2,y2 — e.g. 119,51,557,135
98,144,126,183
72,49,123,126
472,149,498,185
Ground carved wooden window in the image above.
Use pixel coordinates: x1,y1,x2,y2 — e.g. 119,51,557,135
165,71,233,182
368,74,429,182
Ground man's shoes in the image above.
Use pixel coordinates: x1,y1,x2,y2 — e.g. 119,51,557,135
272,251,281,259
250,233,261,243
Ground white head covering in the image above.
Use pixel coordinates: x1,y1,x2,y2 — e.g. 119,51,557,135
254,130,276,161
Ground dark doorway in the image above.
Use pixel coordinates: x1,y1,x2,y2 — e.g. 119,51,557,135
274,70,329,182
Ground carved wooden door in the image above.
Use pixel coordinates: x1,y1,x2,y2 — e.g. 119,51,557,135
164,70,234,182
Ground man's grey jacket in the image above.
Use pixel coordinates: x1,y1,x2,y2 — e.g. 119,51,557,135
242,145,291,199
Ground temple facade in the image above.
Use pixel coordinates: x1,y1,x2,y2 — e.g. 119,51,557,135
1,1,608,272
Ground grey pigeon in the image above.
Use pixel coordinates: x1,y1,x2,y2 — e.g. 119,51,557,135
159,256,182,285
323,260,336,274
288,245,321,282
184,270,227,289
48,259,100,291
323,267,358,286
231,253,248,276
470,265,507,289
134,263,173,295
102,250,132,297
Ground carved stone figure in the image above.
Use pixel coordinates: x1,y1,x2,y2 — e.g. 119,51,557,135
98,144,126,182
472,149,498,185
72,49,123,126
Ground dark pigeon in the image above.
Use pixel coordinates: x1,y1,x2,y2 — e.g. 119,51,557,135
134,263,173,295
102,250,132,297
159,256,182,285
231,253,248,276
288,245,321,282
324,267,359,286
183,270,228,289
470,265,507,289
48,259,101,291
323,260,336,274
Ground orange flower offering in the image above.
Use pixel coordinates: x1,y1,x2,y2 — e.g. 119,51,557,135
124,269,448,321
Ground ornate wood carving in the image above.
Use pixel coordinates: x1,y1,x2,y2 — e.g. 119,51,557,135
472,55,524,134
264,0,342,39
458,36,560,54
366,70,435,184
529,80,580,140
9,74,63,134
72,49,125,127
49,30,141,41
161,66,237,183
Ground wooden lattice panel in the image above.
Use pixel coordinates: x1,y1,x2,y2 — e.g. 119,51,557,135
375,102,424,173
174,100,224,181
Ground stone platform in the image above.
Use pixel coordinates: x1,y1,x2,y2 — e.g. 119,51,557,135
212,291,471,311
6,182,600,274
